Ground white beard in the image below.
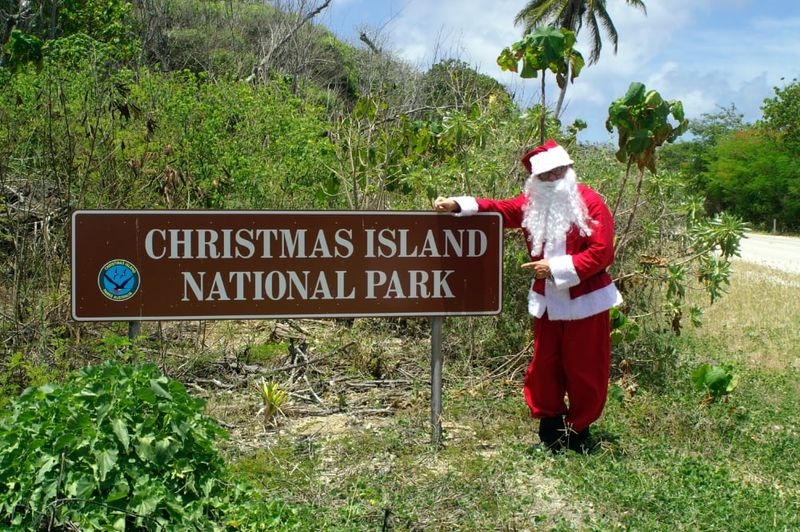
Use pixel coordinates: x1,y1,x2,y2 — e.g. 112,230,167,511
521,168,593,257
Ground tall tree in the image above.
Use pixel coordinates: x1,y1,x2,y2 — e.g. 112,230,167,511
497,27,584,144
760,79,800,154
514,0,646,117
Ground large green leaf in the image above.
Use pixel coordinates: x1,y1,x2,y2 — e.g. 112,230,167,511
68,474,96,499
135,435,156,463
623,82,646,105
149,378,173,401
671,100,685,122
644,90,664,108
95,448,119,482
129,490,161,517
155,437,177,465
111,418,129,451
569,51,585,81
627,129,654,154
531,26,566,62
520,56,538,78
675,118,689,136
135,385,157,404
34,455,58,484
106,477,130,502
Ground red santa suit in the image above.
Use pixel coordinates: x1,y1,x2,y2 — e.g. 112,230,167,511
452,145,622,434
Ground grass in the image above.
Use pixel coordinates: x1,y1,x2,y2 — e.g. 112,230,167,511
691,261,800,371
552,365,800,529
225,261,800,529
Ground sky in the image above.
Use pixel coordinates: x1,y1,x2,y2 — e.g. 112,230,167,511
318,0,800,143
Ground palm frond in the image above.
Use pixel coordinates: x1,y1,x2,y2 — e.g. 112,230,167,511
514,0,549,25
595,2,619,53
585,9,604,64
625,0,647,15
514,0,645,62
515,0,564,33
565,0,584,30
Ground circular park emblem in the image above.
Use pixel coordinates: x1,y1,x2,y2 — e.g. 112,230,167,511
98,259,140,301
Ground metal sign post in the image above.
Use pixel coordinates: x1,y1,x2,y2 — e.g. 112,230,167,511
430,316,444,446
127,321,141,341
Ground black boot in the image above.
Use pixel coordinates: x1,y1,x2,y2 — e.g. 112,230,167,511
535,416,566,453
566,426,591,454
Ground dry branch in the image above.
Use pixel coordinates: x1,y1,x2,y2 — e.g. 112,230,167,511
245,0,332,84
359,32,381,54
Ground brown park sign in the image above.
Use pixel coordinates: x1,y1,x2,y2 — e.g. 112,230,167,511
71,211,503,321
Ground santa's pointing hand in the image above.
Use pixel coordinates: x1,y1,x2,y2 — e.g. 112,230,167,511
522,259,552,280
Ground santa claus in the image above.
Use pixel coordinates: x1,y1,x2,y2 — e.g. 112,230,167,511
435,139,622,453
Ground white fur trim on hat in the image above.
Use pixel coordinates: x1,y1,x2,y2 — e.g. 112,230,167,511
529,145,574,175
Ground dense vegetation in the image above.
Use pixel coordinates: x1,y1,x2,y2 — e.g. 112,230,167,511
0,360,299,528
0,0,795,528
662,84,800,232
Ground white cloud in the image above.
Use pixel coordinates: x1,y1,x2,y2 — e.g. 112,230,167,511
387,0,522,67
326,0,800,142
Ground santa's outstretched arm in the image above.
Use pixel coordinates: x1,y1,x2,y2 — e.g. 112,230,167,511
435,194,527,230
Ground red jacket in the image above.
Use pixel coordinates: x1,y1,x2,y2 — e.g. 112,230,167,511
455,184,622,320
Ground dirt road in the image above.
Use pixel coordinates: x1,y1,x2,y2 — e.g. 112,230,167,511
736,232,800,274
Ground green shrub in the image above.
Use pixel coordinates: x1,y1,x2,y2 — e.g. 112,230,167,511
692,363,738,402
0,63,338,356
0,360,297,529
704,129,800,231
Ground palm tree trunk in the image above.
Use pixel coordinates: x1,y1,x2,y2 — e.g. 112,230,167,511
554,62,569,119
540,70,546,145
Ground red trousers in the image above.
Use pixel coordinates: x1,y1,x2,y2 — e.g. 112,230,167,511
523,310,611,432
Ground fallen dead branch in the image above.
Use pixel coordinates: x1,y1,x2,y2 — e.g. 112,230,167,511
240,341,356,376
344,379,413,389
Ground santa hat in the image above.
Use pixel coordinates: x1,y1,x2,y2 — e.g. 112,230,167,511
521,139,574,175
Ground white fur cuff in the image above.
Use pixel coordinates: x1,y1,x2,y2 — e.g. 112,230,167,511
453,196,479,216
548,255,580,289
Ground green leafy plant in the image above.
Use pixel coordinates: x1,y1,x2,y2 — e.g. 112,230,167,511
606,82,688,173
3,30,44,69
497,26,584,143
0,360,291,529
610,307,640,346
691,363,738,402
606,82,688,258
602,84,744,341
258,379,288,424
606,82,688,280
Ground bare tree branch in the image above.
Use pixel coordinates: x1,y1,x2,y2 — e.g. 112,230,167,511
245,0,331,84
359,31,381,54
